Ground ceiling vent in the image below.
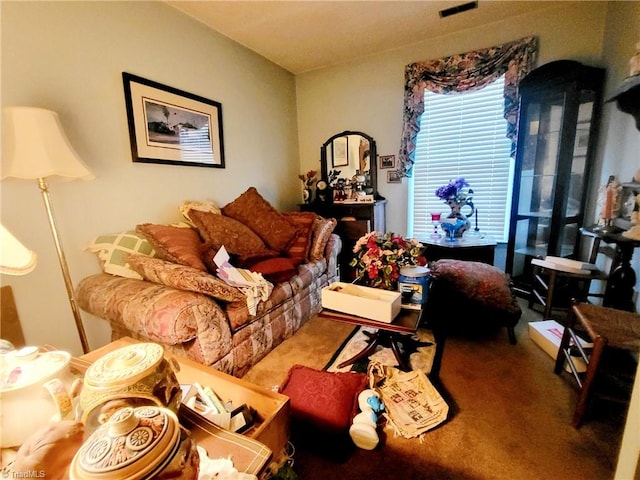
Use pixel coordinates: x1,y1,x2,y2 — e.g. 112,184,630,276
439,1,479,18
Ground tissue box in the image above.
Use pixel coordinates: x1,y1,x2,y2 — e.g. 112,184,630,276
529,320,591,372
321,282,401,323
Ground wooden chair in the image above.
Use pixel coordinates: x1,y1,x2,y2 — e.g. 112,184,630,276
554,301,640,427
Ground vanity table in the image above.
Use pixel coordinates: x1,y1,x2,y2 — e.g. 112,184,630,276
305,131,386,279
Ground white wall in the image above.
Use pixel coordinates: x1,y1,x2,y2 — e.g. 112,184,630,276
296,2,609,235
1,1,300,354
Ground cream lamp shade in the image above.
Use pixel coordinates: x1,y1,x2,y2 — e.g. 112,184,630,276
0,224,37,275
1,106,94,353
2,107,94,181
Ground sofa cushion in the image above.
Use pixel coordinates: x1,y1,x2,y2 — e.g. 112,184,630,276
309,217,338,261
188,209,274,258
126,254,244,303
180,200,220,224
249,257,298,284
136,223,207,271
222,187,300,254
85,230,156,279
225,281,294,331
284,212,317,265
279,365,368,434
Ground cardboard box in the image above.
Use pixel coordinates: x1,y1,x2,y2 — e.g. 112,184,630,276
321,282,401,323
528,320,592,372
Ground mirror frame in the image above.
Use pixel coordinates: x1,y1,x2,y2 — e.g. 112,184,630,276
320,130,378,199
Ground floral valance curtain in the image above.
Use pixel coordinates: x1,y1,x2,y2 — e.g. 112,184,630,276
397,36,538,177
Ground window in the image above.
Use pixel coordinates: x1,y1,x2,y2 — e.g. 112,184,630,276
408,75,514,242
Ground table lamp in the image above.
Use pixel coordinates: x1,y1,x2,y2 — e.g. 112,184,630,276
0,223,37,275
2,106,94,353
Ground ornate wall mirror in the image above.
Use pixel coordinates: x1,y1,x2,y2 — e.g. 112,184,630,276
320,131,378,199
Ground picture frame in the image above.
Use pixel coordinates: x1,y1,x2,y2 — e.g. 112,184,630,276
122,72,225,168
379,155,396,169
332,137,349,168
387,170,402,183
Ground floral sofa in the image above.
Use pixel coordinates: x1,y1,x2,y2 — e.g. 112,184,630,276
76,187,340,377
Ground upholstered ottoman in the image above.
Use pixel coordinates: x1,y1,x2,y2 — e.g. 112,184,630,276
426,259,522,344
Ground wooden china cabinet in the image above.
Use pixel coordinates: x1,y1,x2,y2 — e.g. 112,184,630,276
505,60,605,292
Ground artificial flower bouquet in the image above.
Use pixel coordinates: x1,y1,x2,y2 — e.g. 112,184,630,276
435,177,472,204
350,232,427,289
298,170,318,188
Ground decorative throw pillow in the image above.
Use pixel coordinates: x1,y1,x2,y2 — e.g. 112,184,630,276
136,223,206,271
126,254,244,303
180,200,220,225
188,209,271,257
279,365,368,434
428,259,522,326
248,257,298,284
222,187,300,254
85,231,156,279
309,217,338,261
283,212,318,265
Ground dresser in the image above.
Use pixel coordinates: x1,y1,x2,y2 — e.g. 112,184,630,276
300,199,387,279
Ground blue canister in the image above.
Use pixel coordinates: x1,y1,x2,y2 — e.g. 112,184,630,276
398,266,430,304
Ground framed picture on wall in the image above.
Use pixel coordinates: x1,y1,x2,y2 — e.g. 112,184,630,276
122,72,225,168
379,155,395,169
387,170,402,183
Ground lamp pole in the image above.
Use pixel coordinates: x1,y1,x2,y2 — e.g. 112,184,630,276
38,177,90,354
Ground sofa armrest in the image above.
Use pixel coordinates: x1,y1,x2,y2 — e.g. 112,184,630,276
76,273,233,366
325,233,342,281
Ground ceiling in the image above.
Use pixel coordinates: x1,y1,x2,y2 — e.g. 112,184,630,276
165,1,556,75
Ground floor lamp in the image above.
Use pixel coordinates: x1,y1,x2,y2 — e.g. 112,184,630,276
2,107,95,354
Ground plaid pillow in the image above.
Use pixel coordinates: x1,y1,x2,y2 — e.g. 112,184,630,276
85,231,156,279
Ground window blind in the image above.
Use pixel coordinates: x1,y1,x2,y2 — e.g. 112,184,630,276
408,75,514,242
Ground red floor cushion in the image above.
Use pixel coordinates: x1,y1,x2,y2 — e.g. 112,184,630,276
279,365,368,434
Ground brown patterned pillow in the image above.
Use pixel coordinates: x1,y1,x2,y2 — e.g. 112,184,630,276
222,187,300,253
188,209,270,257
126,254,244,303
284,212,318,265
309,217,337,261
136,223,206,271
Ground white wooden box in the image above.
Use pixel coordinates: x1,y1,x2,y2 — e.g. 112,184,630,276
528,320,592,373
321,282,401,323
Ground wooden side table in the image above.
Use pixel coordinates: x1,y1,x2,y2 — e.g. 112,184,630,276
418,234,497,265
580,225,640,312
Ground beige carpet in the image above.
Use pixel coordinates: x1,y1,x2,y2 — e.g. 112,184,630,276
243,300,634,480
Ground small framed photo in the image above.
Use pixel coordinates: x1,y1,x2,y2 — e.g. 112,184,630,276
379,155,395,169
387,171,402,184
122,72,225,168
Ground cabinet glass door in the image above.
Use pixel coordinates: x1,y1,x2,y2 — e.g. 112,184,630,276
506,61,604,292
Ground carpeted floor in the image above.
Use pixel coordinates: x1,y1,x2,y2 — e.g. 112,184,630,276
243,299,634,480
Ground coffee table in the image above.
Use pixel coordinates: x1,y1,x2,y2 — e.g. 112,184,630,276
319,306,445,380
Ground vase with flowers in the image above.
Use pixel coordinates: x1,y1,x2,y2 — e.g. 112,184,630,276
349,232,427,290
435,177,475,238
298,170,318,204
